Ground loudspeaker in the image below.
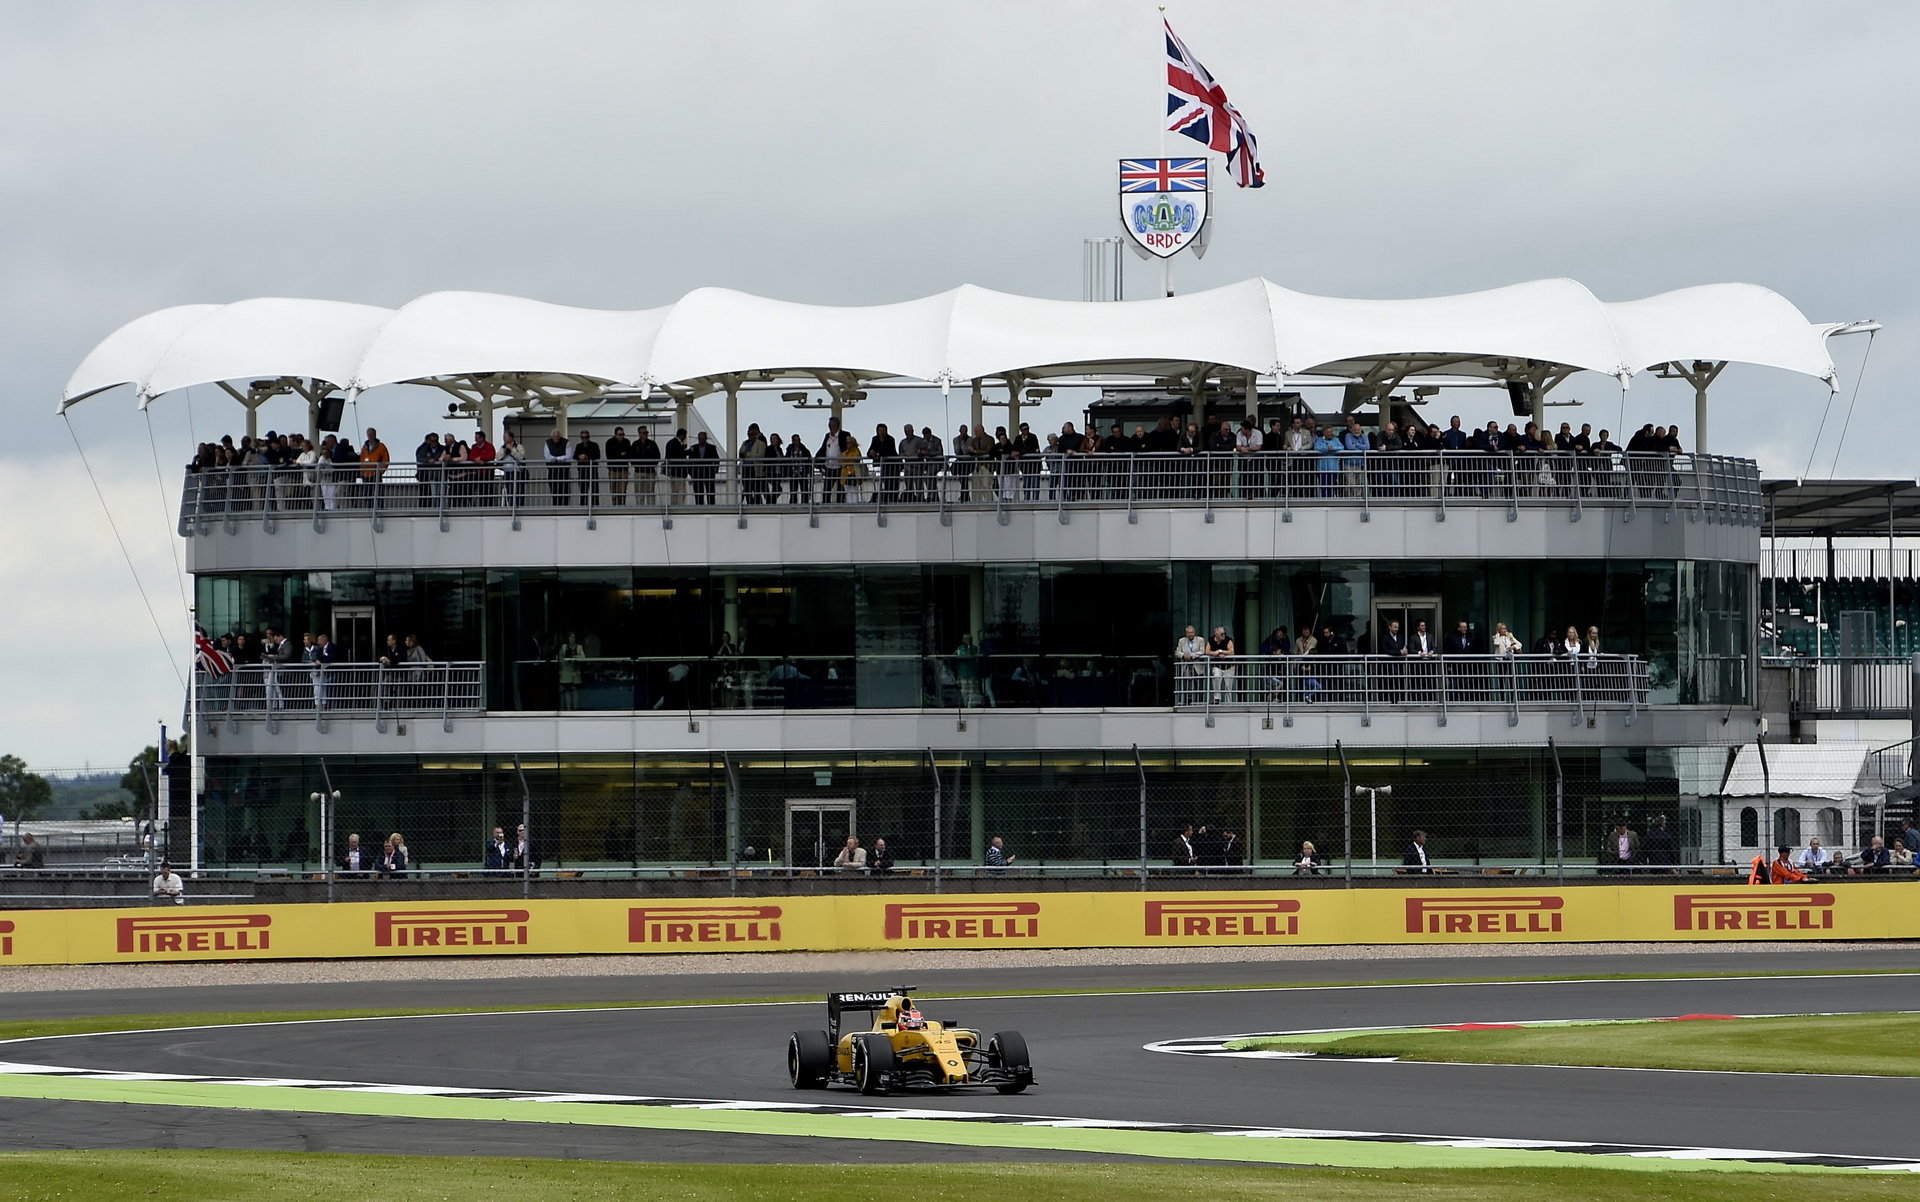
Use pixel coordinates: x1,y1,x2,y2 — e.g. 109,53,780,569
316,395,346,432
1505,380,1532,417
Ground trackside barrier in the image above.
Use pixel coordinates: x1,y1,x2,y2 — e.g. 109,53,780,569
0,886,1908,965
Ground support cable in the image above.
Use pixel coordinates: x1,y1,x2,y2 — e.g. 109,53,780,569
143,408,192,615
63,413,185,688
1823,329,1875,480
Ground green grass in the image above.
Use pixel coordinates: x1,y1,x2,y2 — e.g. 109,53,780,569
0,1152,1910,1201
1233,1011,1920,1075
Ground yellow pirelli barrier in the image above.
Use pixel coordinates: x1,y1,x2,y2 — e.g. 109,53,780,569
0,885,1909,966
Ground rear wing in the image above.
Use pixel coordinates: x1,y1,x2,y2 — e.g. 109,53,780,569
827,988,912,1041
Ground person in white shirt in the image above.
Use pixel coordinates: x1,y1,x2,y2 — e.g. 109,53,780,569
1797,837,1832,871
1174,624,1206,704
832,835,867,873
152,862,185,904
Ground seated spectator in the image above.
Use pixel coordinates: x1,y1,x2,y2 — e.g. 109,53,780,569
869,837,896,874
832,835,866,873
1293,840,1322,875
151,861,185,904
1893,841,1917,872
380,831,409,879
1796,838,1831,872
1859,836,1892,873
13,833,44,869
338,832,371,877
985,835,1014,870
1769,844,1808,884
1402,830,1433,874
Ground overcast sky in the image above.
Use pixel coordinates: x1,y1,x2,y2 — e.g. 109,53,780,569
3,0,1914,770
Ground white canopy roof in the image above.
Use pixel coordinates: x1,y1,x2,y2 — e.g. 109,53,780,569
1721,741,1876,803
60,278,1855,412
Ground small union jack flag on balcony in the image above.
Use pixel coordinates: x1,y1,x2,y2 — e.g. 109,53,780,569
1120,158,1210,193
194,624,232,677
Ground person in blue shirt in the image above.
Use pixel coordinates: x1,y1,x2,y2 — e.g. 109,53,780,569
1314,427,1342,497
1340,418,1370,497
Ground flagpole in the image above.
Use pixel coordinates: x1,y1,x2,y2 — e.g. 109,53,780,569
188,607,201,877
1159,5,1175,298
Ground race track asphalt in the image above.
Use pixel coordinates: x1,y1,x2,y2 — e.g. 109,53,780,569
3,948,1918,1165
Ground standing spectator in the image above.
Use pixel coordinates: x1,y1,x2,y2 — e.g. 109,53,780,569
1402,830,1433,874
1293,840,1322,875
763,433,786,504
13,832,44,869
738,423,769,504
543,428,572,504
689,431,720,505
954,634,983,708
664,428,690,505
1193,823,1224,870
631,427,661,504
510,823,540,873
833,835,866,873
984,836,1014,870
414,432,445,504
604,426,633,505
1409,620,1436,658
869,423,899,502
339,832,371,877
869,837,896,874
1602,819,1640,874
469,428,497,504
1012,422,1041,500
1643,815,1676,866
307,632,336,709
151,860,185,903
359,428,390,501
1491,622,1522,657
1900,819,1920,858
1206,626,1235,704
498,431,526,505
572,429,602,506
785,429,815,504
484,826,510,872
1174,625,1205,704
1171,823,1197,869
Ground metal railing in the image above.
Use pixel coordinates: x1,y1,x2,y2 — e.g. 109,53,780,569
1762,655,1912,716
178,450,1763,534
1177,653,1647,725
197,662,484,728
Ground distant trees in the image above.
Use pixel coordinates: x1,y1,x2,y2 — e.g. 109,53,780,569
0,755,52,822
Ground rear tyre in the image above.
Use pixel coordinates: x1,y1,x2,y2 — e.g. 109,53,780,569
854,1032,896,1096
788,1029,831,1089
988,1031,1031,1094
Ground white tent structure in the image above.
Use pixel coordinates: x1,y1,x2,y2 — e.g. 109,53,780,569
1718,741,1880,859
62,278,1874,456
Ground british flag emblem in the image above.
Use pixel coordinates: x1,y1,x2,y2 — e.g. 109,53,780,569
1117,158,1208,260
1120,158,1209,193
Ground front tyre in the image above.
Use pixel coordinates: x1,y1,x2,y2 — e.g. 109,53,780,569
788,1029,832,1089
988,1030,1032,1094
854,1032,897,1096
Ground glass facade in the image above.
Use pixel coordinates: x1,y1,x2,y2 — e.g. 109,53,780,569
189,745,1729,873
194,558,1753,710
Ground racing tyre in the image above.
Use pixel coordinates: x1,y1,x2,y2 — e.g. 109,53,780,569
854,1032,896,1096
788,1029,832,1089
988,1031,1031,1094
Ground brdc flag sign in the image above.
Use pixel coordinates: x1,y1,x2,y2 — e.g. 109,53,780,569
1120,158,1208,259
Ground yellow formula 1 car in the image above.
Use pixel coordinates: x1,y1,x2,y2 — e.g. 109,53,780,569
786,987,1033,1096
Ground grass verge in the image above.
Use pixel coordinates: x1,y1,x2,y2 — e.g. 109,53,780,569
1232,1011,1920,1075
0,1151,1912,1201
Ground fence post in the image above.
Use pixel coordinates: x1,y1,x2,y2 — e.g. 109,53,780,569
927,748,942,894
724,752,740,898
514,755,533,901
1756,736,1771,857
1548,737,1564,884
1134,744,1148,892
316,763,336,904
1337,741,1353,887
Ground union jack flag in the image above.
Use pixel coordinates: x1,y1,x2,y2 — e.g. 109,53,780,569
1164,18,1265,189
1120,158,1209,193
194,624,232,677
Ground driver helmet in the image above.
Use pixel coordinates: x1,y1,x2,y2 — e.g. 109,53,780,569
897,1007,925,1030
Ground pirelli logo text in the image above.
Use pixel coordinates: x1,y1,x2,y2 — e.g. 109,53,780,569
1144,898,1300,938
883,901,1040,941
116,913,272,955
0,919,13,957
374,908,530,949
628,904,783,945
1406,895,1565,936
1674,892,1836,932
